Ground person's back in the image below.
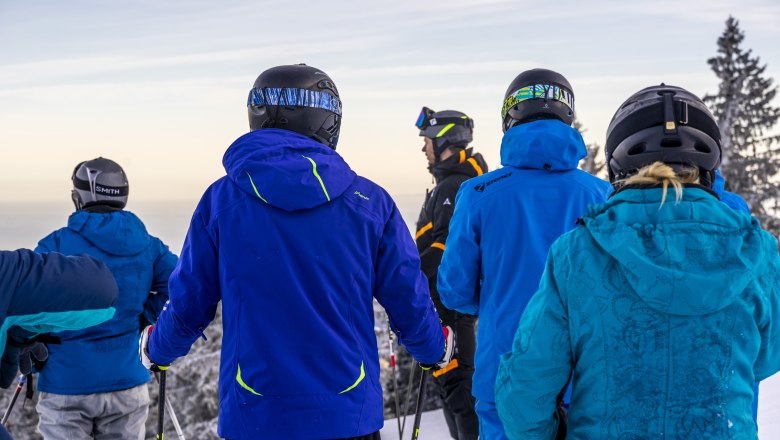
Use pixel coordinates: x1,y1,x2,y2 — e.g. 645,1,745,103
438,68,610,439
0,249,119,440
144,64,451,440
548,185,774,437
34,158,177,440
495,84,780,439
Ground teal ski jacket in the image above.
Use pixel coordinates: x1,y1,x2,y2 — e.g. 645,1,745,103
495,186,780,439
36,210,177,394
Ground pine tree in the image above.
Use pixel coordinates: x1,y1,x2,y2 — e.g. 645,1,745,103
704,16,780,234
575,120,607,179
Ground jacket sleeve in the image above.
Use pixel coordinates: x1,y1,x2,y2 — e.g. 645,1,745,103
142,238,178,325
419,179,458,279
437,185,481,315
374,204,444,366
0,250,118,352
495,252,571,440
754,237,780,381
149,209,220,366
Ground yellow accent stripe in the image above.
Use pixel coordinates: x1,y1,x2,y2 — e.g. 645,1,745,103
432,358,459,378
431,242,445,251
246,172,268,203
466,158,484,176
236,364,263,396
415,222,433,240
435,123,455,138
302,155,331,201
458,150,466,164
339,361,365,394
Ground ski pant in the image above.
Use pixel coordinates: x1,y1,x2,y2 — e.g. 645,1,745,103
36,383,149,440
431,294,479,440
475,400,509,440
338,432,381,440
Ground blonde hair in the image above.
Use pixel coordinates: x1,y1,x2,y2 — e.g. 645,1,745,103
620,162,700,206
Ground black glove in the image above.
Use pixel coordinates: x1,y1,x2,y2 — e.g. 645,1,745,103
0,345,21,389
18,342,48,376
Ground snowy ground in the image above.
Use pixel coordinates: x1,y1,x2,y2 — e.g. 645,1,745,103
382,372,780,439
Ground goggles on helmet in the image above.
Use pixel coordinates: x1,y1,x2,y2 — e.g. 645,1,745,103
415,106,474,132
501,83,575,119
247,87,342,116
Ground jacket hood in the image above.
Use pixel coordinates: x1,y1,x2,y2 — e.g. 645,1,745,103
67,210,150,256
500,119,586,170
580,186,770,316
223,129,357,212
431,148,488,182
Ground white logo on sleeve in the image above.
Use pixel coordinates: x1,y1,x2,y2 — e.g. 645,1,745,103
442,198,451,206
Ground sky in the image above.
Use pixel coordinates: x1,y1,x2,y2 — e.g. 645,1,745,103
1,0,779,203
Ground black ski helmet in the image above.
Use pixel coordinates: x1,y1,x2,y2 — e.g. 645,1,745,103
71,157,129,210
605,84,721,187
501,68,575,132
415,107,474,157
247,64,342,149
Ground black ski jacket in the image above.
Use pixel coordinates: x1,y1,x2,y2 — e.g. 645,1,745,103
415,147,488,298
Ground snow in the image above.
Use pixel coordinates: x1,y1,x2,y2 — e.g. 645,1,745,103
381,372,780,439
381,409,453,440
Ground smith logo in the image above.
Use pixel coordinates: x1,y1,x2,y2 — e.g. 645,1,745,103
95,185,121,195
474,172,512,192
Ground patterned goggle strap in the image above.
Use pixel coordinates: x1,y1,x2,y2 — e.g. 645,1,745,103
72,176,129,197
501,83,575,119
247,87,342,116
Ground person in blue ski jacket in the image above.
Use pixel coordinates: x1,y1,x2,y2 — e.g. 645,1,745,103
495,84,780,440
33,158,177,440
437,68,611,439
0,249,119,440
139,64,453,440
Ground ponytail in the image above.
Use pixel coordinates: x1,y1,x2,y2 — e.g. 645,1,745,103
620,162,700,206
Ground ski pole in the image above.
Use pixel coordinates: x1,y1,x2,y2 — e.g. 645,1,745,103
1,375,26,426
165,395,186,440
157,370,166,440
387,320,402,440
400,360,416,437
411,365,428,440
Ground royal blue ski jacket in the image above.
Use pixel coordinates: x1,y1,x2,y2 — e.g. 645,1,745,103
35,210,177,394
149,129,444,440
438,120,611,403
495,186,780,439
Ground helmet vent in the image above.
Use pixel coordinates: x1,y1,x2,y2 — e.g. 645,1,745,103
694,142,711,153
660,138,682,148
627,143,646,155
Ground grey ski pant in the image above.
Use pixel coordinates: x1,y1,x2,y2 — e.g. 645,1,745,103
36,383,150,440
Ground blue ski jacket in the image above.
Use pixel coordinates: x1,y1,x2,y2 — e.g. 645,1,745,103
0,249,118,387
149,129,444,440
35,210,177,394
495,186,780,440
438,120,611,403
714,169,751,214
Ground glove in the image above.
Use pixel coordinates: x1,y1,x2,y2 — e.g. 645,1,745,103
139,325,168,372
421,325,455,371
18,342,48,376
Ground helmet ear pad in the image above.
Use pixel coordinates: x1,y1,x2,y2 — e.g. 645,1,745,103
608,125,720,187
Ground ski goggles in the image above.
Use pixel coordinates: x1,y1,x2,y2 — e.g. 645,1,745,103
501,84,575,119
415,106,474,131
247,87,342,116
415,106,436,130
